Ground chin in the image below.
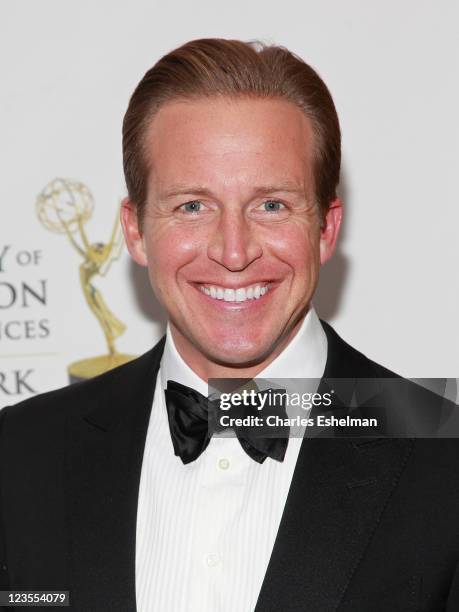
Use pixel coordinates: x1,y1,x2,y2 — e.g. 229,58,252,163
202,332,276,368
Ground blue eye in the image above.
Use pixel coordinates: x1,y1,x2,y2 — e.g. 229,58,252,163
263,200,284,212
181,200,201,213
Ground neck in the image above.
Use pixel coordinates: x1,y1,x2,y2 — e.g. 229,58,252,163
169,312,306,383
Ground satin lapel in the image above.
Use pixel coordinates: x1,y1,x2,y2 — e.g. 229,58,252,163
254,437,413,612
65,338,165,612
254,322,414,612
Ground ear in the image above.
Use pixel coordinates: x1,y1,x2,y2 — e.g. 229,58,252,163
120,197,148,267
319,198,343,264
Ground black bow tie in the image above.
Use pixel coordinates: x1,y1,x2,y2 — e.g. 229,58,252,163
164,380,289,464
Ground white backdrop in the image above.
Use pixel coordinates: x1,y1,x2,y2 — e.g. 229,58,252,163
1,0,458,407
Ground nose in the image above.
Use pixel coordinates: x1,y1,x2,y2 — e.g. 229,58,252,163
207,208,262,271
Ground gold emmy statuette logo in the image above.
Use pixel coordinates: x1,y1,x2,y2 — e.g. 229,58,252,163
36,178,136,383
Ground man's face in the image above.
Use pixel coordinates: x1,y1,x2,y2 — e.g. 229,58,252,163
122,97,341,370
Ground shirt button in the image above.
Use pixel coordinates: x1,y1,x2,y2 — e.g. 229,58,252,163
218,457,230,470
205,553,221,567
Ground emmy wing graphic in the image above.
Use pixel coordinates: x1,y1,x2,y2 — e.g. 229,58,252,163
36,178,136,383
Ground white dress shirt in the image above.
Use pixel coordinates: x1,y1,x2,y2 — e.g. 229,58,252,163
135,307,327,612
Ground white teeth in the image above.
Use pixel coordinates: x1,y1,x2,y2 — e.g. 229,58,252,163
200,283,270,302
235,288,245,302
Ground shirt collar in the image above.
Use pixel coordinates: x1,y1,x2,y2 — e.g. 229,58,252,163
160,306,327,394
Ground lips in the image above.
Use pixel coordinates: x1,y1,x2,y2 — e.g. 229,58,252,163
198,282,271,302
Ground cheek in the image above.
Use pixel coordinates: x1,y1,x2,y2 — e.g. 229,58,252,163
144,224,202,286
266,224,320,274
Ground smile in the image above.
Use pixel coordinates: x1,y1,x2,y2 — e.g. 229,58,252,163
198,283,271,302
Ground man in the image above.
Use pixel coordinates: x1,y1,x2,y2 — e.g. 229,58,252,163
1,38,458,612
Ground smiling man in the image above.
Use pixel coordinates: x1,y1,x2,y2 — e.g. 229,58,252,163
121,93,341,378
1,38,459,612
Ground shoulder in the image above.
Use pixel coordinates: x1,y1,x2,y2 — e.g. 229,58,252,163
321,320,457,437
0,336,165,436
320,319,398,379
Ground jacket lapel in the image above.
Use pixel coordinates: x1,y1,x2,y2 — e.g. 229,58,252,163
65,338,165,612
254,438,413,612
254,322,414,612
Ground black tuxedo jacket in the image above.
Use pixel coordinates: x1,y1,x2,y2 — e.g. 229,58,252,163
1,321,459,611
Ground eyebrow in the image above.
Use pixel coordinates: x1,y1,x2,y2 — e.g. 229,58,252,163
160,182,305,199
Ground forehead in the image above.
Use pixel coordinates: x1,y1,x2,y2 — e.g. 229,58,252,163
144,96,315,195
